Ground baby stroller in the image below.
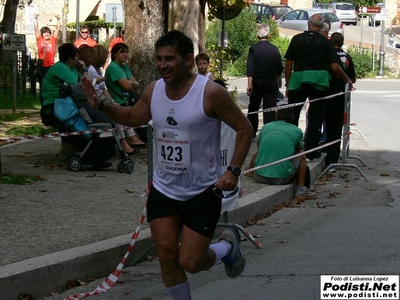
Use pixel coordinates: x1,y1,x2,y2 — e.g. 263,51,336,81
51,77,134,173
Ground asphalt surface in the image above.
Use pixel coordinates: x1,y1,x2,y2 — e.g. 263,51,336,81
1,78,400,300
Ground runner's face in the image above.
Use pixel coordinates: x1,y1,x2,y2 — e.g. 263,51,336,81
156,46,191,85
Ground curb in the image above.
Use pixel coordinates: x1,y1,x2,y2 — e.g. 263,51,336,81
0,157,325,300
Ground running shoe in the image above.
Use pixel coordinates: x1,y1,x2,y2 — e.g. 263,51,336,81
219,228,246,278
295,187,318,200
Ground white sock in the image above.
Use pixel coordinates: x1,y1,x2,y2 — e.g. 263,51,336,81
209,240,232,264
168,280,192,300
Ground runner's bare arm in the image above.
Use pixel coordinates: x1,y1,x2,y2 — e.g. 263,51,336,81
80,76,152,126
204,82,253,190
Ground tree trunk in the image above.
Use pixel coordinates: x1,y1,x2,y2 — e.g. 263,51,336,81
2,0,19,33
198,0,206,53
124,0,164,92
62,0,69,43
171,0,199,59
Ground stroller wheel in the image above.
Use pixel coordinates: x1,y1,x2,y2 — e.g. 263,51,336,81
117,159,126,173
126,160,134,174
69,156,83,171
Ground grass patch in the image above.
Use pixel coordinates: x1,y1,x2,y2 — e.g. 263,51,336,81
0,171,44,185
6,124,55,137
0,112,34,122
0,91,41,110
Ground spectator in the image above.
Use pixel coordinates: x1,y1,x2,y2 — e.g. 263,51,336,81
87,44,136,155
41,43,107,128
195,52,216,80
108,28,125,54
105,42,145,148
80,30,253,300
248,103,317,200
74,25,97,48
320,19,331,38
77,45,94,71
87,45,109,95
246,24,283,139
284,13,353,160
34,13,61,98
324,32,356,169
105,28,125,69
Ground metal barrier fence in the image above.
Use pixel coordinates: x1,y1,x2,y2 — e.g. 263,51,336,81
0,50,39,103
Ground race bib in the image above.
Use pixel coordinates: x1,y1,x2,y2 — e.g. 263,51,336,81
155,129,191,174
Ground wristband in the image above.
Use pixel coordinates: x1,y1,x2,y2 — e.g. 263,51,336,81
97,93,113,111
83,68,89,72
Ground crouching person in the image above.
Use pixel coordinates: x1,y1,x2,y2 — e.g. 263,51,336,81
249,103,318,200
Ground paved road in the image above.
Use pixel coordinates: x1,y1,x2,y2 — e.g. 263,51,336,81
39,79,400,300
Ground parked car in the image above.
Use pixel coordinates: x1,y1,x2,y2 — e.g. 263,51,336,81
277,8,344,36
330,2,358,25
368,2,383,26
316,3,333,10
250,3,293,22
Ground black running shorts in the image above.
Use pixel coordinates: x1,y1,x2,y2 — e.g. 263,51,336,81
147,185,222,238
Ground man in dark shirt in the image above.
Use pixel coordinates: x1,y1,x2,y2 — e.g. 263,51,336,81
285,13,353,160
246,24,283,138
324,32,356,168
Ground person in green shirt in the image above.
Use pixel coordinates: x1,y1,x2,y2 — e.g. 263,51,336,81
105,42,146,150
248,103,318,200
41,43,108,127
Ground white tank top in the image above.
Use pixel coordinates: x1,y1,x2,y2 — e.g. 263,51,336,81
151,75,221,201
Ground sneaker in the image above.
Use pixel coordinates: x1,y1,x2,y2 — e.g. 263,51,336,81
219,229,246,278
295,187,318,200
324,165,336,172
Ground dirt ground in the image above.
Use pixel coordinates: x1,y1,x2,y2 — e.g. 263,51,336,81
0,109,43,142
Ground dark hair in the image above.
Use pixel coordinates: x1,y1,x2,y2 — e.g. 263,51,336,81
80,24,90,32
214,79,226,88
155,30,194,58
330,32,344,48
77,45,94,67
92,45,109,69
58,43,78,62
111,42,129,61
40,26,51,35
195,52,210,63
277,107,294,123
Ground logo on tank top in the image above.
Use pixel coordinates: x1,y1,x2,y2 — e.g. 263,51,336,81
166,116,178,126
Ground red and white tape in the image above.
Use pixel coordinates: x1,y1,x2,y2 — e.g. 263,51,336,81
242,133,351,175
247,90,350,116
64,188,149,300
0,125,147,145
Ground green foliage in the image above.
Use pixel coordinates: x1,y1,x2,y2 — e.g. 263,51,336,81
226,54,247,77
206,7,287,78
0,171,44,185
0,91,41,110
66,19,123,30
206,44,231,78
206,8,258,62
347,46,374,78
